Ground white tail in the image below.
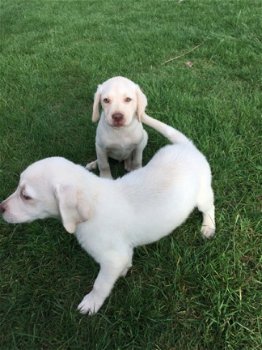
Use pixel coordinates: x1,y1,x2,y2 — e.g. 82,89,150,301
142,114,191,145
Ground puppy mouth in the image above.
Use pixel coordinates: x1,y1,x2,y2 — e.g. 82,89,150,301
1,210,34,224
2,213,20,224
112,120,125,127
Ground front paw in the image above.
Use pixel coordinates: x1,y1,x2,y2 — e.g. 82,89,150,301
99,170,112,179
125,160,141,172
77,291,103,315
201,225,215,239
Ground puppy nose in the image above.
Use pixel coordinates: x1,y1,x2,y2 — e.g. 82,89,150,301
0,202,6,214
112,112,124,121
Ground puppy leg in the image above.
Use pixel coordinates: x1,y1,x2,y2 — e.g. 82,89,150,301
85,160,98,171
197,186,216,238
130,130,148,170
96,144,112,178
77,254,131,315
124,157,132,172
120,259,132,277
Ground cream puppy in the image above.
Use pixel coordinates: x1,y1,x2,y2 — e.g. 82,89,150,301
0,116,215,315
86,76,148,178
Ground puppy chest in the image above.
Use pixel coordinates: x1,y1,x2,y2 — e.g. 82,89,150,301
107,144,137,161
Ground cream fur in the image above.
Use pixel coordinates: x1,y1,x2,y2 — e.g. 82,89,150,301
1,118,215,315
86,76,148,178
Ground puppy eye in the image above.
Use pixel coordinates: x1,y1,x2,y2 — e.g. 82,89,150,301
103,98,110,104
21,192,32,201
124,97,132,102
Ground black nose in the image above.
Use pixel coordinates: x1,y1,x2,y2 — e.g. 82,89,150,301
112,112,124,121
0,203,6,214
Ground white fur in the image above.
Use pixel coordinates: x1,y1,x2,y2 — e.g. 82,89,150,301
1,118,215,315
86,76,148,178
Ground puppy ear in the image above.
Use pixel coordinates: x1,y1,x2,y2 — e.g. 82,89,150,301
54,184,90,234
136,85,148,121
92,84,102,122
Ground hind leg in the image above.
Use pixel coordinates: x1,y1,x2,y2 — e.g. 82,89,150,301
86,160,98,171
197,186,216,239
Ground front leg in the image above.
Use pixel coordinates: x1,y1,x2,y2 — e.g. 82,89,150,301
96,144,112,178
130,130,148,170
77,254,131,315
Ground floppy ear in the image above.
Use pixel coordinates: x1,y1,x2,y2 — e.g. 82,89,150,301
136,85,148,121
92,84,102,122
54,184,90,234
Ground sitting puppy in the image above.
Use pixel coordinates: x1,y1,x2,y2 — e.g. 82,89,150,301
86,76,148,178
0,116,215,315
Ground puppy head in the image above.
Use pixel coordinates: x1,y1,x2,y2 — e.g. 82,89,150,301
92,76,147,127
0,157,90,234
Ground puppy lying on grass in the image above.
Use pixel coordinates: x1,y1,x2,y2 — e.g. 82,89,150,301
86,76,148,178
0,116,215,315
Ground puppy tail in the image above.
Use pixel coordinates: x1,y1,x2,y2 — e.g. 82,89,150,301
142,114,191,145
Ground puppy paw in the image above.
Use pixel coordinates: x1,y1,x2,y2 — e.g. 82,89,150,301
201,225,215,239
100,171,112,179
130,162,142,171
86,160,98,171
77,291,103,315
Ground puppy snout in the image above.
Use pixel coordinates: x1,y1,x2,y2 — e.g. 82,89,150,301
0,202,6,214
112,112,124,122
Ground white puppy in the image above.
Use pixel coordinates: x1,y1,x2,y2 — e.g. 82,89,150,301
86,76,148,178
0,116,215,315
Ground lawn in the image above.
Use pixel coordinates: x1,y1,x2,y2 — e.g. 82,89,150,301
0,0,261,349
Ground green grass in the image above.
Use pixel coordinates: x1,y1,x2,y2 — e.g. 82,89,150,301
0,0,261,348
